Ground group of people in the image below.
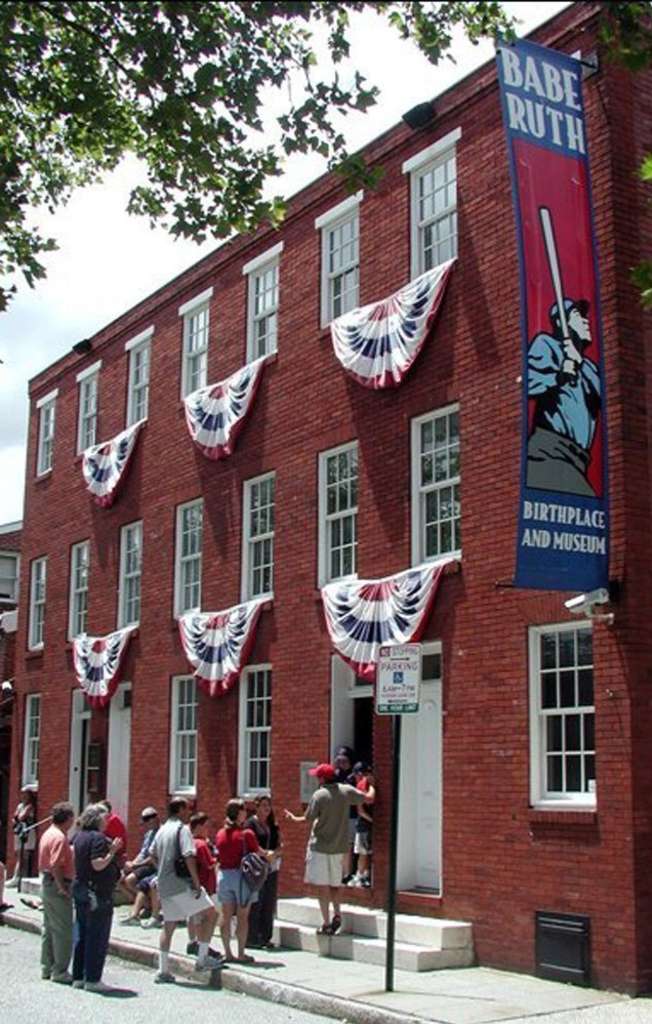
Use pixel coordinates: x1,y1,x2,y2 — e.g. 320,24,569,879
0,750,376,989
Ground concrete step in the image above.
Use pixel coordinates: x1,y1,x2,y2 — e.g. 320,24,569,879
276,898,472,950
273,920,474,972
14,877,41,897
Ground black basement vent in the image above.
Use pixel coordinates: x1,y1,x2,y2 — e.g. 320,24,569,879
535,911,591,986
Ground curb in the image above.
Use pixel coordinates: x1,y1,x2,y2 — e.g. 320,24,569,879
1,910,441,1024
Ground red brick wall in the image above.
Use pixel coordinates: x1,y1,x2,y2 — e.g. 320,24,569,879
9,2,652,994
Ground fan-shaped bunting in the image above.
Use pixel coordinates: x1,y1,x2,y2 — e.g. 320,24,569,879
178,598,267,696
82,421,144,507
321,561,449,680
72,627,135,708
184,357,266,459
330,259,455,388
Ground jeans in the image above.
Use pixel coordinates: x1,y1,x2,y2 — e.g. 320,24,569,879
72,883,113,983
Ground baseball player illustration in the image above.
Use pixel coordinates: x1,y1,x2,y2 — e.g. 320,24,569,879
526,207,601,497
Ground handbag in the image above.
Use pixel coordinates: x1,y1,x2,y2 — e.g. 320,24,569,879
174,823,191,879
240,834,268,892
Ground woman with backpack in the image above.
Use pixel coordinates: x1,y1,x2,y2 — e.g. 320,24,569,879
215,798,273,963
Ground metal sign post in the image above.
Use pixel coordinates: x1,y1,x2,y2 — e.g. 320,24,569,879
376,643,421,993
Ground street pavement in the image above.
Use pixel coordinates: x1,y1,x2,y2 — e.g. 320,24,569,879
0,927,336,1024
3,905,652,1024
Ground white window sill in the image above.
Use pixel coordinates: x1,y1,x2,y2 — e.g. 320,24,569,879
170,789,196,799
35,469,52,481
532,800,597,813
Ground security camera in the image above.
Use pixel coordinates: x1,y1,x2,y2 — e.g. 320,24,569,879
564,588,610,615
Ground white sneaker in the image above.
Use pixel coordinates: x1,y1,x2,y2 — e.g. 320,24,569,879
84,980,113,993
347,874,361,887
195,955,222,972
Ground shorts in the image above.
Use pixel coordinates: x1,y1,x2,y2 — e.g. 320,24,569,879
304,849,343,887
347,819,357,844
217,868,256,907
137,874,157,894
354,830,372,855
160,886,212,922
132,864,156,883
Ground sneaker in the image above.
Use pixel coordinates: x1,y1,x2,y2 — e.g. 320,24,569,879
72,980,85,989
121,916,142,927
154,971,176,984
195,955,223,972
51,972,73,985
186,940,199,956
141,915,163,929
341,873,354,885
84,980,113,993
346,875,360,887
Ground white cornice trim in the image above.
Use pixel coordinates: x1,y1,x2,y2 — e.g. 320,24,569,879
36,388,58,409
124,326,154,352
75,359,102,383
178,287,214,317
242,241,284,277
314,191,364,231
402,127,462,175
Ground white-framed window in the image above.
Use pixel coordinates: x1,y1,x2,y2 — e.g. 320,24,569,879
0,551,19,602
318,441,358,585
76,361,101,453
174,499,203,616
242,473,275,599
170,675,198,794
404,127,461,279
68,540,90,639
28,556,47,649
411,404,461,563
22,693,41,787
316,191,363,328
529,623,596,809
36,390,58,476
239,665,272,794
118,521,142,628
244,243,283,361
179,288,213,397
125,327,153,426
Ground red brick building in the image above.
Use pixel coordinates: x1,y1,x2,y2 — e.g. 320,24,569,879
0,519,21,857
9,3,652,993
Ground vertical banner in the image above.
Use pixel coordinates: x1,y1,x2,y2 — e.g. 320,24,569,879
497,39,609,592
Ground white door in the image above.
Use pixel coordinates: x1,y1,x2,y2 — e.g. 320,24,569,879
107,682,132,825
68,689,91,815
397,646,443,892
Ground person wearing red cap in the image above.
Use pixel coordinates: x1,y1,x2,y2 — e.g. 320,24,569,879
284,762,369,936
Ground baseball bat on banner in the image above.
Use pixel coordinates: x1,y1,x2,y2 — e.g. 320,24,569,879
539,206,569,339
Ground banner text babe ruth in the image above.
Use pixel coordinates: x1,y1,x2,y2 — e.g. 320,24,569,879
497,38,609,592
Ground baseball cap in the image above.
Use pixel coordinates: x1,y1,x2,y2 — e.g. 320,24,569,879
140,806,158,820
550,298,589,323
309,763,337,783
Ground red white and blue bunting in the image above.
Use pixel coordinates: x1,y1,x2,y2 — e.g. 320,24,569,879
321,562,449,681
72,627,135,708
178,598,267,696
184,357,266,460
82,421,144,508
330,260,455,389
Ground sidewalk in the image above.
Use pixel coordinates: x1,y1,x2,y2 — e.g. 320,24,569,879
0,900,639,1024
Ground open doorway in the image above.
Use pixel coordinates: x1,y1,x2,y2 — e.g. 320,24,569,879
397,643,443,893
330,655,373,764
68,689,91,816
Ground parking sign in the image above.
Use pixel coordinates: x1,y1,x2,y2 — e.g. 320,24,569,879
376,643,421,714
